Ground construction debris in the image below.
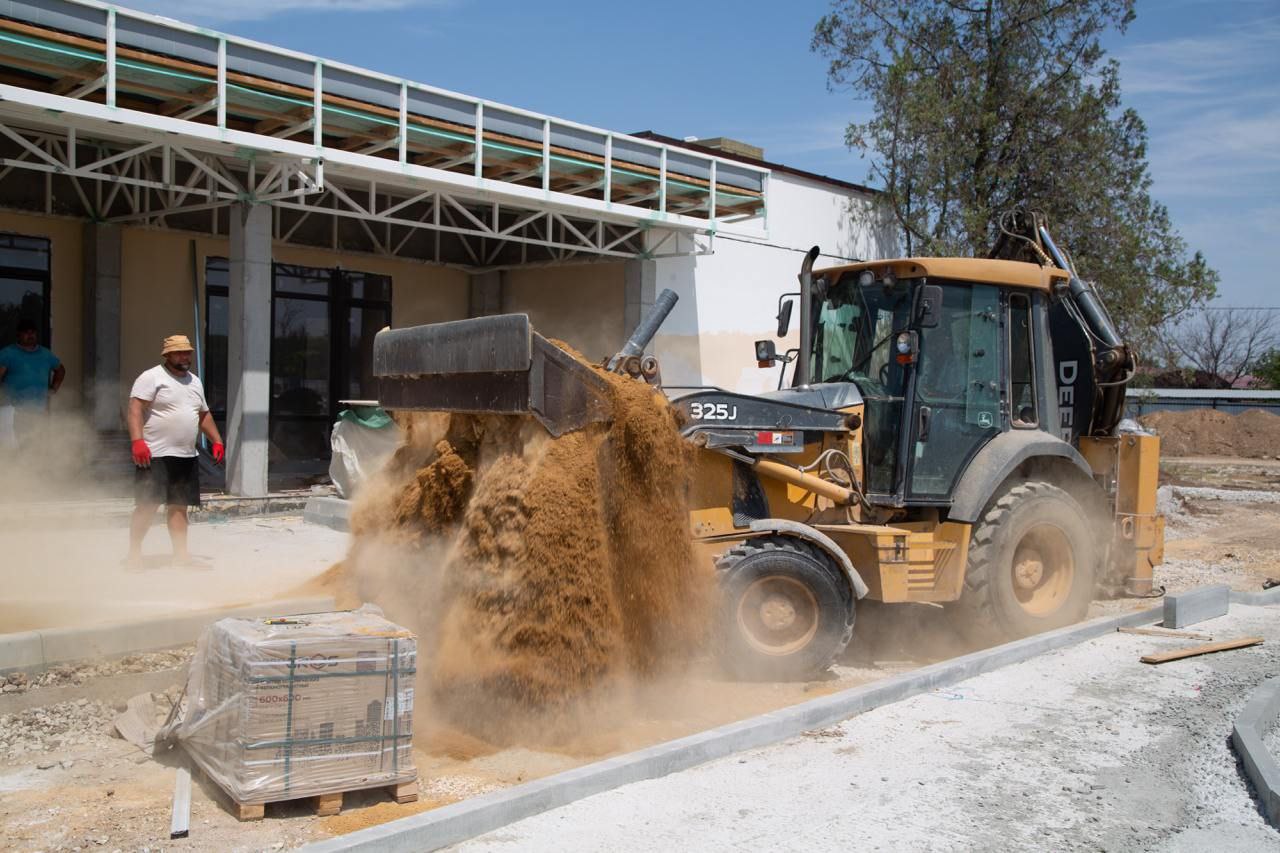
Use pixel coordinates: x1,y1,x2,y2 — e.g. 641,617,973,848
1140,636,1264,665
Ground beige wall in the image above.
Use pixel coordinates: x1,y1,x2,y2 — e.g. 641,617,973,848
504,262,625,362
120,228,227,395
117,227,469,401
0,211,83,410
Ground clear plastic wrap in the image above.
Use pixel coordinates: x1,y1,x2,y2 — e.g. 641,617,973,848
168,605,416,805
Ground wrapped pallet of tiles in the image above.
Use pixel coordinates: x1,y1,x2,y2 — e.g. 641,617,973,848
167,605,416,806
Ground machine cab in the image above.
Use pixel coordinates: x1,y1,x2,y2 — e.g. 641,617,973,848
805,259,1061,508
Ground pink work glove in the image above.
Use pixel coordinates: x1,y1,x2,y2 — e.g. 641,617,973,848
212,442,225,464
131,439,152,467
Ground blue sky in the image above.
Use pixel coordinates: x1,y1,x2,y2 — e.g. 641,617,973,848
124,0,1277,308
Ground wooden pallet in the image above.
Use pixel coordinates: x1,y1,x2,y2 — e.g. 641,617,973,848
235,778,419,821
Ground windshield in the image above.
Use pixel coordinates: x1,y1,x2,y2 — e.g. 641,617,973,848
810,274,914,386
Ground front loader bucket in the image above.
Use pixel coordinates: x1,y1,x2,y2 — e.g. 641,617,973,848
372,314,613,437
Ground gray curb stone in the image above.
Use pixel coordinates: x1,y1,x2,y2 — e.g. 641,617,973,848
305,496,352,532
1231,585,1280,607
303,602,1177,852
1231,676,1280,827
0,596,336,676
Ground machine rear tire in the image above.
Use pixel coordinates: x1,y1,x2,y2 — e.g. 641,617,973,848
951,480,1097,645
715,536,854,680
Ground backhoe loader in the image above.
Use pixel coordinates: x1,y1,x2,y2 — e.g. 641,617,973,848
371,212,1164,679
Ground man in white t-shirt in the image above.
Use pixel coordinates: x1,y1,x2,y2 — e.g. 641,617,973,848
126,334,224,568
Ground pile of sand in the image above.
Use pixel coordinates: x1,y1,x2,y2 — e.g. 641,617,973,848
340,359,712,745
1138,408,1280,458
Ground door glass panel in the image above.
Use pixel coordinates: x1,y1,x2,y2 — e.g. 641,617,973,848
275,264,331,297
348,305,389,399
810,274,913,495
272,297,330,416
205,292,228,415
1010,294,1037,425
910,284,1001,497
0,276,46,348
348,272,390,301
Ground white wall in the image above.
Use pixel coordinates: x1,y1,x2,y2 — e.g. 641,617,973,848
653,172,897,392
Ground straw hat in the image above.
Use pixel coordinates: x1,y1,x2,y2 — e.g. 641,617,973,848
161,334,194,355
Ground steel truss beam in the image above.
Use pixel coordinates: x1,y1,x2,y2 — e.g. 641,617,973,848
0,118,704,270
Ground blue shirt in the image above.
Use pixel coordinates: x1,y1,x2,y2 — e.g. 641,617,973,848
0,344,61,407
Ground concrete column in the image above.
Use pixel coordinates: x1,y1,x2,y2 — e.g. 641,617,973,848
81,223,122,430
467,270,505,317
623,258,657,345
226,202,272,497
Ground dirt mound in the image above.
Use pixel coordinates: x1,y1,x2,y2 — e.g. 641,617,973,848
1138,408,1280,458
342,358,712,746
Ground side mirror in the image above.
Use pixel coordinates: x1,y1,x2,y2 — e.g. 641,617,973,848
916,284,942,328
776,300,794,337
755,339,778,367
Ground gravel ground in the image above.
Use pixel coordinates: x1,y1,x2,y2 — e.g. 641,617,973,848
459,605,1280,853
2,648,193,696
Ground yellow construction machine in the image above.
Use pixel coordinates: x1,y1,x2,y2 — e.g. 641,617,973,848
372,213,1164,679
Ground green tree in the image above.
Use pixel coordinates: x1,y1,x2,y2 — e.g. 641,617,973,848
812,0,1218,351
1255,349,1280,390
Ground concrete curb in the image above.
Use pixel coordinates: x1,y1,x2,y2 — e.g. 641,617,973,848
1230,586,1280,607
305,496,351,532
303,602,1168,853
0,596,336,676
1231,676,1280,827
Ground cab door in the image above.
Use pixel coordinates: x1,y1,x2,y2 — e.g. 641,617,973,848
905,282,1003,501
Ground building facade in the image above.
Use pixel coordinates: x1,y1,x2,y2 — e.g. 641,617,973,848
0,0,894,495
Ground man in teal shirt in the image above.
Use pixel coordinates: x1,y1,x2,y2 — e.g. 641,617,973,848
0,318,66,440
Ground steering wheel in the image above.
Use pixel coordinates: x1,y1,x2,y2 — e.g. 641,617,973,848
878,362,891,386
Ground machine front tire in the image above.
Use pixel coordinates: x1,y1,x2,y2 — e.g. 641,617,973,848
715,536,854,681
952,480,1097,645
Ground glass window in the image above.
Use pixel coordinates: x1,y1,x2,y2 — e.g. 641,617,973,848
811,273,914,494
348,272,391,301
347,304,390,399
909,283,1002,498
0,234,51,349
1010,293,1037,426
272,297,331,416
0,234,50,271
0,276,47,349
274,264,331,297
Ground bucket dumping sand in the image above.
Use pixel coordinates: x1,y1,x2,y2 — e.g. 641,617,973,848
338,358,713,745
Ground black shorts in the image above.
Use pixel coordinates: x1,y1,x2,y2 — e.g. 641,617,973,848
135,456,201,507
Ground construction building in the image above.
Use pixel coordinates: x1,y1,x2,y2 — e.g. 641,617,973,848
0,0,894,495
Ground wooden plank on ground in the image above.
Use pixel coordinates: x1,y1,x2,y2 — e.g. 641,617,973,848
1140,637,1263,665
170,766,191,839
1118,626,1213,641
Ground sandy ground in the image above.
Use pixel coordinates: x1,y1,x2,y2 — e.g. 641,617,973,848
1,516,346,631
2,461,1277,850
459,604,1280,853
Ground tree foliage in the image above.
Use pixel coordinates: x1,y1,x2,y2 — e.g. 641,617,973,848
1255,349,1280,390
812,0,1218,349
1160,308,1278,388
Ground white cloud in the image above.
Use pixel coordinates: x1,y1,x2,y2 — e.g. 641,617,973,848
118,0,451,24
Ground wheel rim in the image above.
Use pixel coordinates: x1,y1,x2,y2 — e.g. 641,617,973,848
1010,524,1075,617
736,575,820,656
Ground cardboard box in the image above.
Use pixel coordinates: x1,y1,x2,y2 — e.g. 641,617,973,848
172,606,416,804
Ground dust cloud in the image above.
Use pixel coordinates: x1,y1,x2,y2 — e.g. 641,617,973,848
334,363,715,750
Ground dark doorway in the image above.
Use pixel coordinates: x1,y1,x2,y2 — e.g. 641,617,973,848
0,234,51,349
204,259,392,476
